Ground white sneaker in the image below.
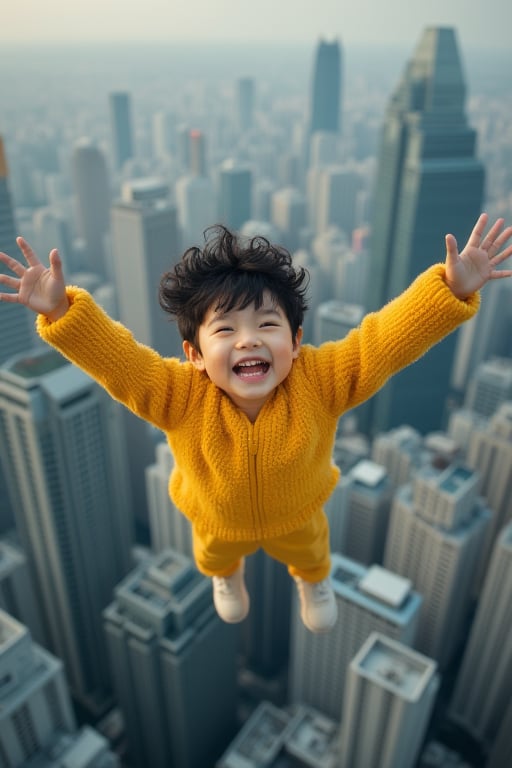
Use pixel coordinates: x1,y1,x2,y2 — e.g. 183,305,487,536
212,560,249,624
294,577,337,633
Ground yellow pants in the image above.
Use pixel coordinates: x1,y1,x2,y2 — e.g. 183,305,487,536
192,507,331,583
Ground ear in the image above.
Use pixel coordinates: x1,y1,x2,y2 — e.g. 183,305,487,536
183,340,206,370
292,327,303,359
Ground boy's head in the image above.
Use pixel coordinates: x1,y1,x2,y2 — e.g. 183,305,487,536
159,225,309,351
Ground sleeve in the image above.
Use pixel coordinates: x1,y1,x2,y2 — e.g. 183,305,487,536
36,286,194,430
303,264,480,416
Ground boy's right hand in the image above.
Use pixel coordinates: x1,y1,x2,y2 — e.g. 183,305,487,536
0,237,69,321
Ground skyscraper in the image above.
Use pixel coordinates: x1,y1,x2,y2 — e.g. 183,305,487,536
111,178,181,354
365,27,485,434
110,178,181,526
109,92,134,171
218,160,252,231
103,549,238,768
145,441,193,557
0,137,33,365
343,460,392,566
310,40,342,135
0,348,133,713
464,356,512,418
237,77,255,132
449,522,512,749
0,537,45,644
339,632,439,768
0,609,76,764
0,609,118,767
384,464,490,669
71,139,110,278
289,554,422,719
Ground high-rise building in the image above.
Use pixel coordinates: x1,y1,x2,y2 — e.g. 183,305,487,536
339,632,439,768
0,609,118,768
289,554,421,719
464,356,512,419
384,464,490,669
463,402,512,582
313,165,363,237
103,549,238,768
237,77,255,133
271,186,306,253
371,425,424,490
189,129,207,177
145,441,193,558
486,694,512,768
0,137,33,366
111,178,180,354
0,348,133,713
0,537,45,644
218,160,252,231
310,40,342,135
365,27,484,434
71,139,110,278
175,173,216,248
314,299,364,346
110,178,181,526
344,460,392,566
0,609,76,764
217,701,340,768
449,522,512,749
109,92,134,171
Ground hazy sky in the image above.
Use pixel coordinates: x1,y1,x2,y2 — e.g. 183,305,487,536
3,0,511,49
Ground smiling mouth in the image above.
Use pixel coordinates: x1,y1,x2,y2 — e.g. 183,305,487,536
233,360,270,378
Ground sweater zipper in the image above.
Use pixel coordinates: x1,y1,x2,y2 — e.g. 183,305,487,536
248,423,262,531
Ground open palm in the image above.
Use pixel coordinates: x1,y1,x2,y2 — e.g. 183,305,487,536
445,214,512,299
0,237,68,320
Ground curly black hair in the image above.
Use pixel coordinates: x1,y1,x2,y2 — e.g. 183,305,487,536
159,225,309,349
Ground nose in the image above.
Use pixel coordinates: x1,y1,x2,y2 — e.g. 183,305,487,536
235,328,262,349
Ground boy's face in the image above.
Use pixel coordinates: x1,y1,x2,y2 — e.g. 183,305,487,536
183,291,302,421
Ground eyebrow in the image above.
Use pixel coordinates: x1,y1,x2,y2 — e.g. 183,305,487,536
206,305,283,328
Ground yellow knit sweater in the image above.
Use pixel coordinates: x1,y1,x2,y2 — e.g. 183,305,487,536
37,264,479,542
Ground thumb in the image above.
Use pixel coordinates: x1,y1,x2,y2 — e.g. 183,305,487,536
49,249,64,281
445,233,459,267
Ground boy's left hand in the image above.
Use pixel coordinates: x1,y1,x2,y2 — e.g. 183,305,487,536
444,213,512,299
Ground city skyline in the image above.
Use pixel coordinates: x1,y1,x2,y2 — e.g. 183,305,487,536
2,0,511,50
0,21,511,768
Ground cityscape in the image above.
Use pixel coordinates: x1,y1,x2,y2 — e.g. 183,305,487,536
1,20,512,768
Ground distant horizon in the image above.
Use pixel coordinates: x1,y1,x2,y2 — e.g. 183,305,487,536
2,0,511,50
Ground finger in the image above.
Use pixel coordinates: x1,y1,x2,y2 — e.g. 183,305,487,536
0,273,20,290
0,291,19,303
0,250,25,277
466,213,489,248
491,242,512,267
15,236,41,267
49,248,63,279
481,218,506,251
489,269,512,279
445,233,459,265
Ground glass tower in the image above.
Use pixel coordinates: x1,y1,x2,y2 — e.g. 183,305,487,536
365,27,485,434
310,40,342,134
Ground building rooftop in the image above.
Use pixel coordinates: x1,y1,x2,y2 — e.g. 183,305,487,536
359,565,412,608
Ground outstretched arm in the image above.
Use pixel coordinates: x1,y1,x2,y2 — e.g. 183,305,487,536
444,213,512,299
0,237,69,321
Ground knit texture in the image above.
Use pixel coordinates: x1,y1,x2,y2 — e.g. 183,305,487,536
37,264,479,542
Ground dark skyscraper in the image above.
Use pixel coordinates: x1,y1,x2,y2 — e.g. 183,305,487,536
310,39,342,134
365,27,484,435
109,91,134,171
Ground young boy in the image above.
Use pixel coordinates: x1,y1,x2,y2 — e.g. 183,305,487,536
1,214,511,633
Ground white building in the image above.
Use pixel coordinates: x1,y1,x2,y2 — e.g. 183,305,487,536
384,465,490,669
450,522,512,748
339,632,439,768
289,553,421,719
